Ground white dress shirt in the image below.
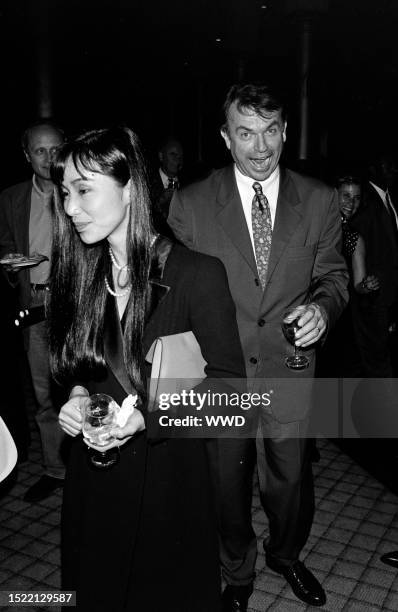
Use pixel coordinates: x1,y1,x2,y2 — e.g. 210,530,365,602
234,165,280,253
159,167,179,189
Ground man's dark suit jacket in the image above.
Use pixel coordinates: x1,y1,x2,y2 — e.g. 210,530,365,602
0,180,33,309
169,165,349,423
350,182,398,308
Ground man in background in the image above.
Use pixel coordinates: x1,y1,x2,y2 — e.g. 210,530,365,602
150,138,184,237
350,153,398,377
0,119,65,502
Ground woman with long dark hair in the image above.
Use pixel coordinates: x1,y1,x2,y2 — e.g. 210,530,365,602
48,126,246,611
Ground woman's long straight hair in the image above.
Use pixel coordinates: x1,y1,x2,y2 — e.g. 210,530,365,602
48,126,153,399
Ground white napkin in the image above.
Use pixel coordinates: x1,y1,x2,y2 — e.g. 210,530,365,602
114,394,138,427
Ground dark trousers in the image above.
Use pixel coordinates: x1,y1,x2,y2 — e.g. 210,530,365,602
256,412,314,566
206,413,314,585
351,294,393,377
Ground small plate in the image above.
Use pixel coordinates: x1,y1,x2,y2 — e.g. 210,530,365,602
0,253,48,268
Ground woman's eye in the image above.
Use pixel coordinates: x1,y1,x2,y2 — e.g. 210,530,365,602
78,188,89,195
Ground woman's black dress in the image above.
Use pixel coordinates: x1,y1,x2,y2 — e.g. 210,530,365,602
61,241,246,611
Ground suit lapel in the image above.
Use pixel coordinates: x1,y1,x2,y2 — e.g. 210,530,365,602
104,296,132,395
104,236,172,393
216,166,257,274
266,168,303,285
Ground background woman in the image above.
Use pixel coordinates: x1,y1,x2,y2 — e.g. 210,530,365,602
48,126,246,611
318,176,380,376
338,176,379,295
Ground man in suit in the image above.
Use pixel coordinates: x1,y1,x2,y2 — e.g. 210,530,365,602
349,154,398,377
150,138,184,238
0,119,65,502
169,83,348,610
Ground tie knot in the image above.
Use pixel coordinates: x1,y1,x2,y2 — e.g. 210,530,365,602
168,177,178,189
253,182,263,195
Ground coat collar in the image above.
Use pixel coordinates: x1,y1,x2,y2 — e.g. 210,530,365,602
103,235,173,395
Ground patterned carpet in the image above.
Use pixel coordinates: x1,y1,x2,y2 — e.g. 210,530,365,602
1,426,398,611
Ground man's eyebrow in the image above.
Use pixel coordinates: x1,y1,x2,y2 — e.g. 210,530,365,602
235,119,281,132
235,125,254,132
264,120,280,129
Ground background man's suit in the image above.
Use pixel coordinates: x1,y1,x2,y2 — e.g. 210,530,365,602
0,180,65,481
0,181,33,308
169,164,348,579
350,182,398,376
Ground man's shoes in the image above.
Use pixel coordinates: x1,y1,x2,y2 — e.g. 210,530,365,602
380,551,398,568
23,475,64,503
267,559,326,607
221,583,253,612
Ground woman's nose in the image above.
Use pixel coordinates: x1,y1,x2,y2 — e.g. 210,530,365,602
64,194,80,217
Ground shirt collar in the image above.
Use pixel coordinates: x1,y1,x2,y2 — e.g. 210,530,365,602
234,164,280,193
159,167,178,186
32,175,54,200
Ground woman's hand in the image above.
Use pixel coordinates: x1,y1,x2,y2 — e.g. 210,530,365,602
59,386,89,437
359,274,380,293
83,408,146,452
364,274,380,291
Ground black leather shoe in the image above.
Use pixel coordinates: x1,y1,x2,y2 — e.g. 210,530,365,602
23,475,64,503
381,551,398,568
267,559,326,607
221,584,253,612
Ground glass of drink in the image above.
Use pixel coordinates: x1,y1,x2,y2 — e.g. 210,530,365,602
282,308,310,370
82,393,119,468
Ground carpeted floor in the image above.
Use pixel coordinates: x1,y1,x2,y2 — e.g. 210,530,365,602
1,426,398,611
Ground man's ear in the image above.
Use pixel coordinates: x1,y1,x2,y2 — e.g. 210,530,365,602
282,122,287,143
220,127,231,151
23,149,31,164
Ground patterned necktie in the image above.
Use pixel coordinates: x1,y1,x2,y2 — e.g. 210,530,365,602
252,182,272,289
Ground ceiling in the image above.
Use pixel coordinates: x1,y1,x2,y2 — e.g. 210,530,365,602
1,0,397,183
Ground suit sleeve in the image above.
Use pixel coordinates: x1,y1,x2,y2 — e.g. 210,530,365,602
189,256,246,381
0,190,20,290
0,190,17,257
168,190,194,248
186,257,251,430
146,256,251,441
309,189,349,330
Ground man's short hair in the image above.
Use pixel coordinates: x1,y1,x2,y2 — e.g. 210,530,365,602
21,119,65,152
157,137,183,155
222,83,286,130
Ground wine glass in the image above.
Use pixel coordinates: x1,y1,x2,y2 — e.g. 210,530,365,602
282,308,310,370
82,393,119,468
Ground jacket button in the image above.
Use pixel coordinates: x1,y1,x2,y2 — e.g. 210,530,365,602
258,319,265,327
249,357,258,364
